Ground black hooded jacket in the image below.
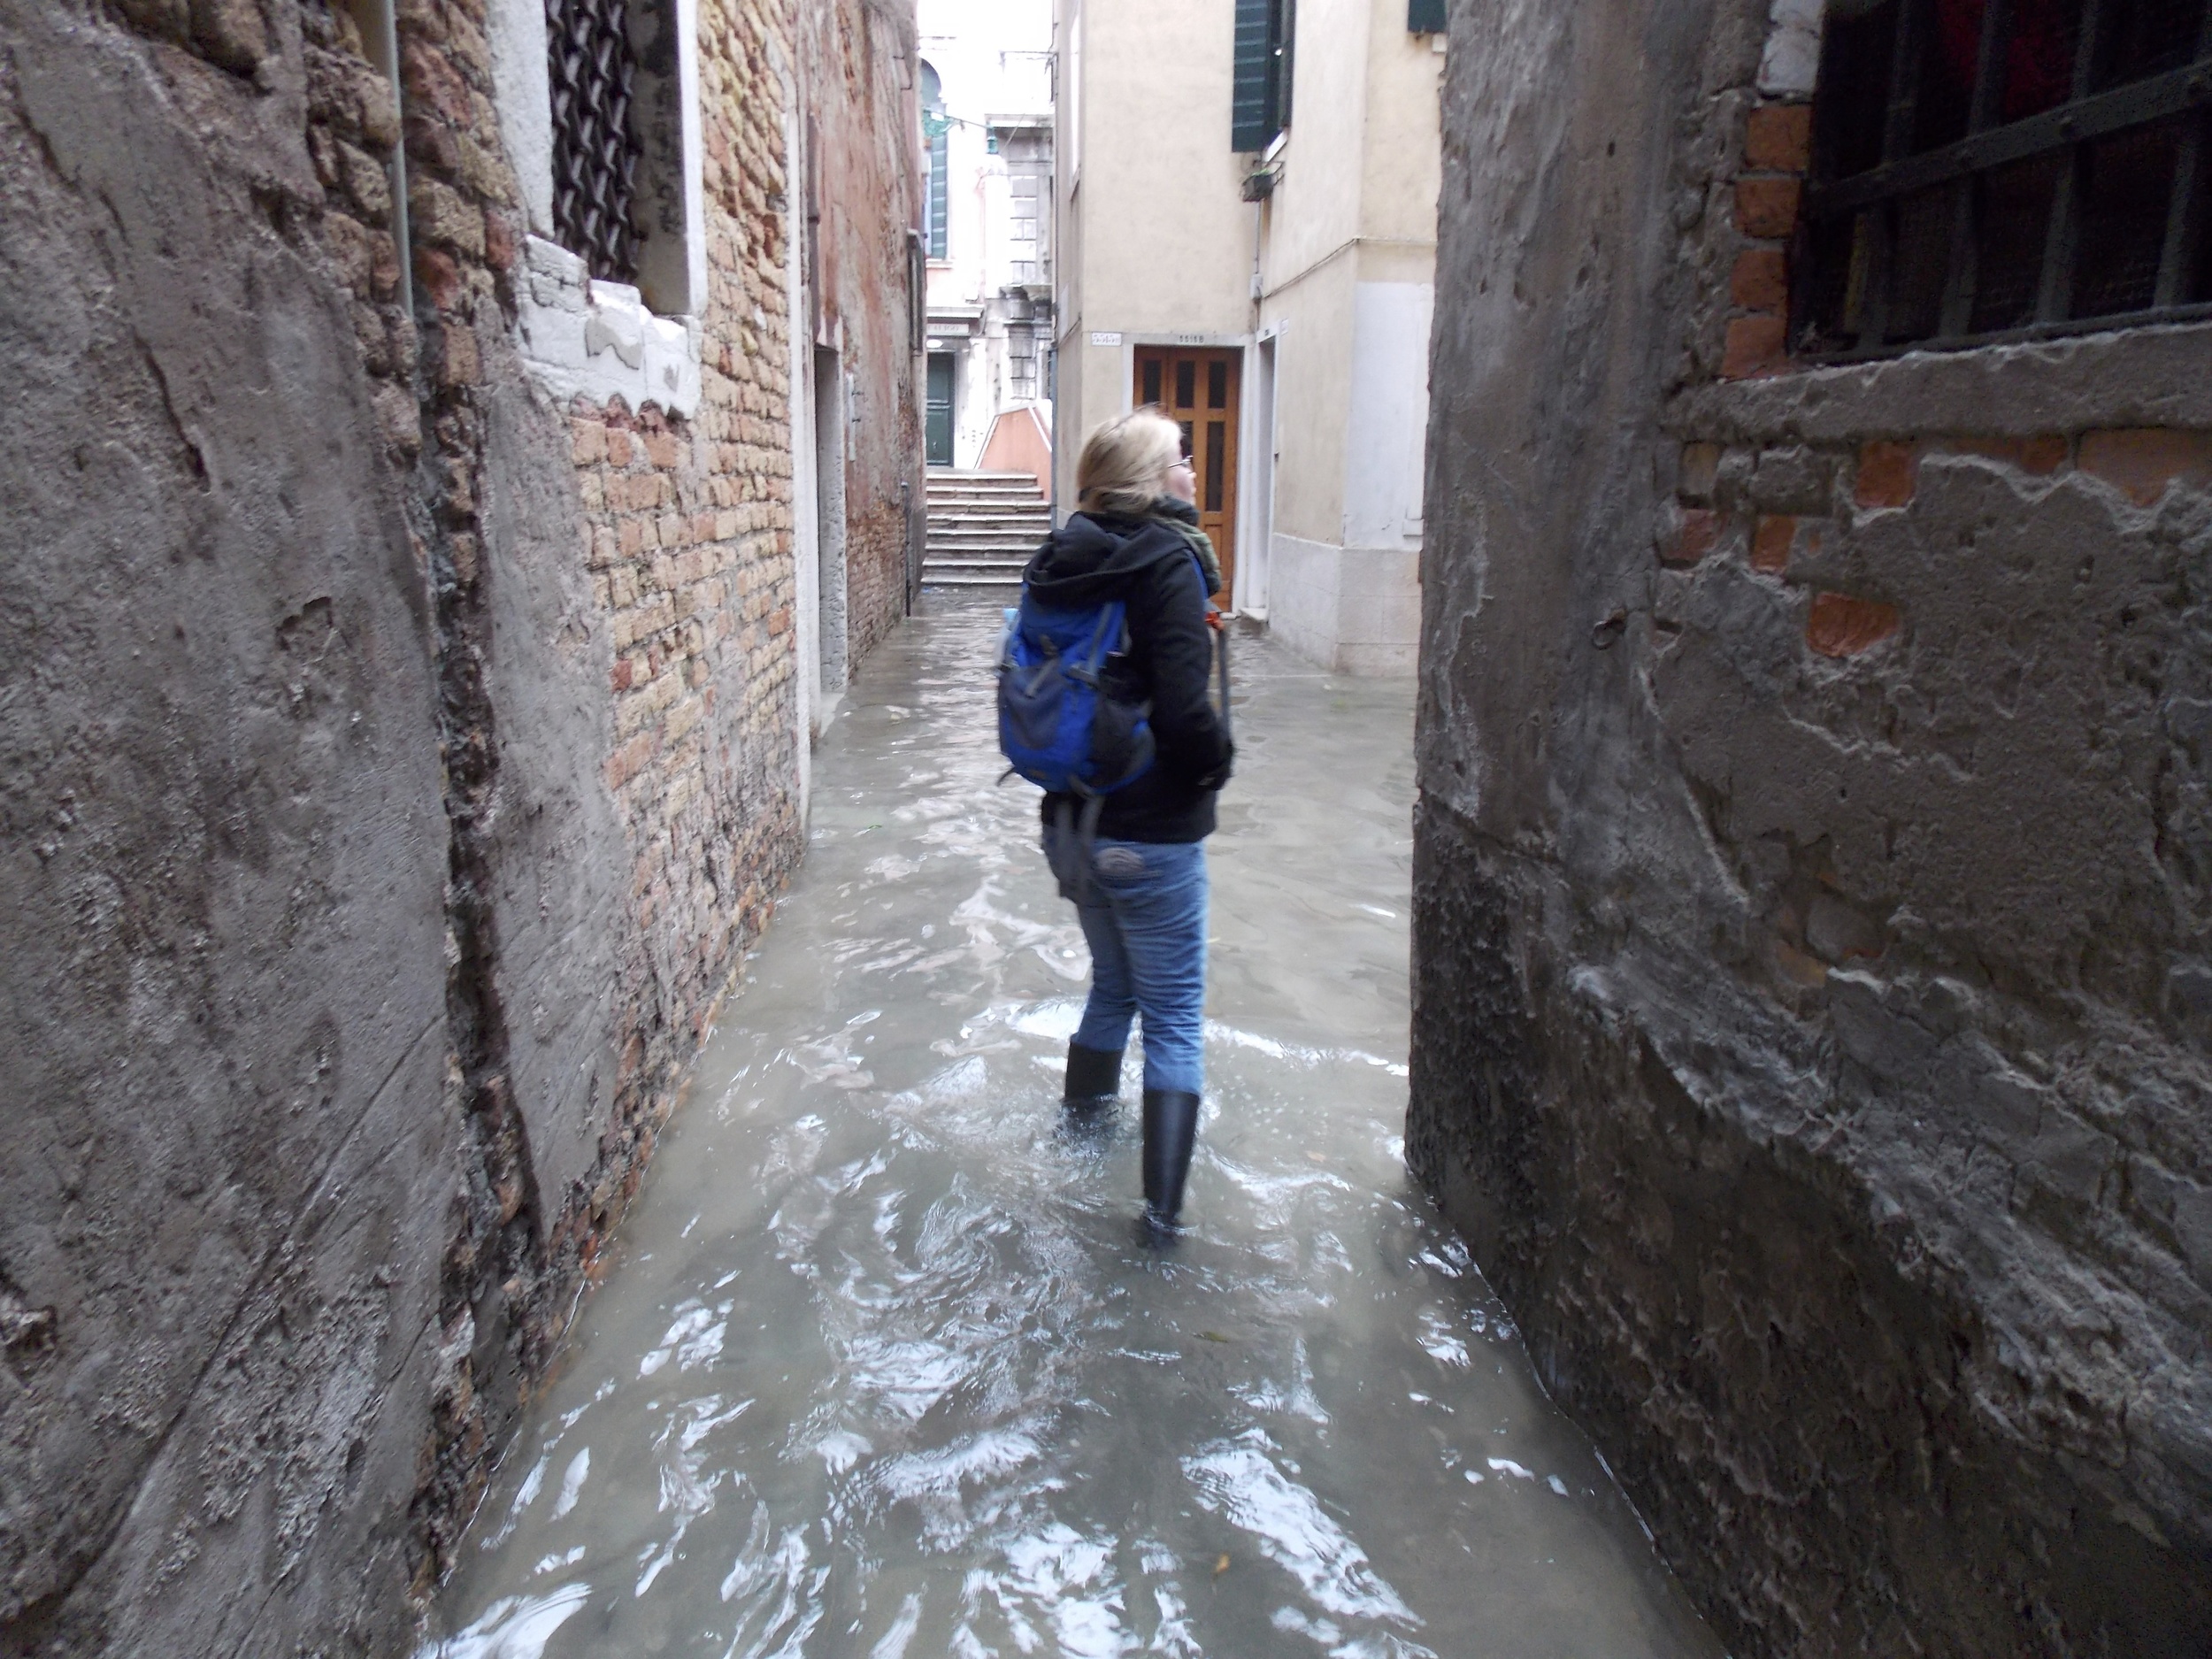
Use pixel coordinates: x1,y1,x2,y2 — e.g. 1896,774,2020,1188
1021,500,1233,843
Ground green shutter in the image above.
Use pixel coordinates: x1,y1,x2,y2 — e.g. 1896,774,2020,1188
1409,0,1446,32
928,127,949,258
1273,0,1295,130
1232,0,1273,150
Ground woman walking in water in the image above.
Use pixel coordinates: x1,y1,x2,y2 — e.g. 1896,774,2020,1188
1018,408,1233,1230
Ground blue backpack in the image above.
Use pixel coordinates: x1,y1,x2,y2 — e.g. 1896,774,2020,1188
996,593,1157,800
997,553,1231,900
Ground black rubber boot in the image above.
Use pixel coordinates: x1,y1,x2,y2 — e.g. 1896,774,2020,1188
1064,1041,1124,1104
1141,1089,1202,1227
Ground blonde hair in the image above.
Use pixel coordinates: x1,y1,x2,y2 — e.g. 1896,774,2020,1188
1076,407,1182,516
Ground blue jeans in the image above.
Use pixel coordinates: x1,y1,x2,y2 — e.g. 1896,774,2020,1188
1044,829,1210,1095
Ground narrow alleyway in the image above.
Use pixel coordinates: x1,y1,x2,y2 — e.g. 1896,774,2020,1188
419,602,1718,1659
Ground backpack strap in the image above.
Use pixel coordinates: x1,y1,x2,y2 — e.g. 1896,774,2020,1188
1184,549,1233,742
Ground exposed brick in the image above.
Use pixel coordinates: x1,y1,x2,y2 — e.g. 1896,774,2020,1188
1680,441,1723,504
1943,434,2070,476
324,211,376,291
1745,103,1812,173
1731,248,1787,313
1665,508,1720,567
1751,514,1793,573
408,179,486,257
2078,428,2212,506
1855,441,1917,508
434,323,479,388
1722,315,1788,379
483,206,516,273
1807,591,1901,657
413,244,462,311
398,37,471,125
1734,176,1801,239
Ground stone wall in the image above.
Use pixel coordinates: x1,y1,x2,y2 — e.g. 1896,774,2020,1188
1409,0,2212,1655
0,0,915,1651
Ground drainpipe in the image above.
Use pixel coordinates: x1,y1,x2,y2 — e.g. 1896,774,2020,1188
349,0,413,322
1249,198,1263,322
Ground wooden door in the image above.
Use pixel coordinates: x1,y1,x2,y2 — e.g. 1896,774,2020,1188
1135,347,1239,598
926,352,955,466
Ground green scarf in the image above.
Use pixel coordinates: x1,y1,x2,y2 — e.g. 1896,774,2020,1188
1142,500,1225,597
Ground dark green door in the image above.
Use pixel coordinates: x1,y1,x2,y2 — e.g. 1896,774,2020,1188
926,353,955,465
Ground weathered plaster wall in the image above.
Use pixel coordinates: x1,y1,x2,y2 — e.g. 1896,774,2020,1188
0,3,453,1650
0,0,914,1649
1409,0,2212,1654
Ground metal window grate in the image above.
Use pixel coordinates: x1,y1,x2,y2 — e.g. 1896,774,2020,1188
546,0,641,285
1801,0,2212,357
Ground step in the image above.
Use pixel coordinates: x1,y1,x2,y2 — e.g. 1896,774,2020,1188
926,534,1042,551
923,553,1029,571
927,526,1048,541
924,558,1030,577
926,495,1046,511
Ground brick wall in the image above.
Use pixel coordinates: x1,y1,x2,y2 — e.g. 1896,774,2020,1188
1413,0,2212,1652
803,0,926,670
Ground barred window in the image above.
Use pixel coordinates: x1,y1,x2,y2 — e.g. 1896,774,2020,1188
1801,0,2212,355
545,0,642,284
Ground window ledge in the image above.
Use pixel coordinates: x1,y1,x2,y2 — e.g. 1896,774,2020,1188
1672,315,2212,442
515,235,703,418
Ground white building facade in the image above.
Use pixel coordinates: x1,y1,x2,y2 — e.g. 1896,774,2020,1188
1052,0,1443,674
918,0,1056,480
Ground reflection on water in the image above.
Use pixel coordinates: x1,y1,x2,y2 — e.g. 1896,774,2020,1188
421,602,1720,1659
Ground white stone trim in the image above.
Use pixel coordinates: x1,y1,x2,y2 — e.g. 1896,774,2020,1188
516,236,703,416
487,0,707,411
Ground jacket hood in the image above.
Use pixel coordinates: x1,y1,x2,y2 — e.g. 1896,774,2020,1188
1020,510,1197,607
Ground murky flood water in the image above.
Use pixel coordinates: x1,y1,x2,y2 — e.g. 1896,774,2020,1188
422,600,1720,1659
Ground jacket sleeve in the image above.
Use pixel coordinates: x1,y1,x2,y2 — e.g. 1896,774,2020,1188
1141,554,1233,786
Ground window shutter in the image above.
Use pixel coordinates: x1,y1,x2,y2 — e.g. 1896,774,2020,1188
1231,0,1273,151
1271,0,1294,131
928,127,949,258
1408,0,1446,33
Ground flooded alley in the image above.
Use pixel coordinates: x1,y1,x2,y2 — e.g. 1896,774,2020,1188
419,602,1718,1659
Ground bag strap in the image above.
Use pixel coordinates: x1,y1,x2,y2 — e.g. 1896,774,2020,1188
1189,549,1233,741
1214,618,1232,741
1066,600,1124,687
1048,794,1109,905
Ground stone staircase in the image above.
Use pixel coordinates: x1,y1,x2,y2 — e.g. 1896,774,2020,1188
922,468,1050,592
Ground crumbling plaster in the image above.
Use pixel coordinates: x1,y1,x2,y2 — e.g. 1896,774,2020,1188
1410,0,2212,1652
0,4,452,1650
0,0,893,1642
